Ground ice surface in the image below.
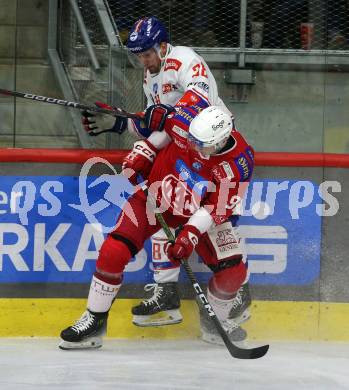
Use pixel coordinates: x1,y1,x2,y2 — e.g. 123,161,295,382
0,338,348,390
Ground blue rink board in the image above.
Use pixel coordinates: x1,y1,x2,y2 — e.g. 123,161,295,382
0,176,322,285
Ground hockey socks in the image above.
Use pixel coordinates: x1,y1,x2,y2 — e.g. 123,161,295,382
87,273,121,313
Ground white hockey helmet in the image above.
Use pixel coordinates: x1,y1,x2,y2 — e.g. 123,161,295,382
188,106,233,156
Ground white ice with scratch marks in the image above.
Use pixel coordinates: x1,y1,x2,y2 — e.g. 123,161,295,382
0,338,348,390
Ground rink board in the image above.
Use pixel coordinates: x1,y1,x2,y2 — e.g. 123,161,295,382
1,298,349,341
0,168,349,342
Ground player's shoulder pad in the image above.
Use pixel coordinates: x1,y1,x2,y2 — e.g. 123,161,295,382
170,105,202,128
212,135,254,182
233,149,254,181
164,46,198,72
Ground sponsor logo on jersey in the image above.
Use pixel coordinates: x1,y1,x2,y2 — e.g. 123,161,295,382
175,107,196,126
174,138,187,149
187,82,210,93
175,159,208,197
235,153,252,181
164,58,182,71
221,161,235,179
172,125,188,139
162,83,177,94
215,228,240,253
212,161,235,180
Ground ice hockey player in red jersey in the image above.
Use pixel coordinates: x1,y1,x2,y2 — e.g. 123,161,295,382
81,16,251,340
59,104,254,350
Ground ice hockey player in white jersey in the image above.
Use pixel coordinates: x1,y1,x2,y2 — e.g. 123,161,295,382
81,16,251,344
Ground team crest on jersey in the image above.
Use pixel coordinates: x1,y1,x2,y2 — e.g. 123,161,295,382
164,58,182,72
175,159,208,197
192,161,202,171
161,174,201,217
235,153,252,181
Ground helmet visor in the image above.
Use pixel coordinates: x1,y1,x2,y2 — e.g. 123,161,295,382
187,132,216,156
127,47,160,73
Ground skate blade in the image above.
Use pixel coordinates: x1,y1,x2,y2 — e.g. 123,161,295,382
201,327,247,345
234,309,251,325
59,336,103,350
132,309,183,327
202,334,248,349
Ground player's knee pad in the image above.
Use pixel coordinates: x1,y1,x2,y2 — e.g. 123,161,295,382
96,235,132,275
208,259,247,299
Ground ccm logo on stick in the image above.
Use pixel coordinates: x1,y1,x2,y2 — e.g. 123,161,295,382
193,283,215,316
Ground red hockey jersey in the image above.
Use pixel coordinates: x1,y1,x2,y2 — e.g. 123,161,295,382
147,106,254,225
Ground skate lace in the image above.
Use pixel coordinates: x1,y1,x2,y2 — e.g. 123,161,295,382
142,283,164,307
231,291,243,310
71,311,95,333
222,318,239,334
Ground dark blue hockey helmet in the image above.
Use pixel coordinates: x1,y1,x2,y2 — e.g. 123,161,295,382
126,16,169,54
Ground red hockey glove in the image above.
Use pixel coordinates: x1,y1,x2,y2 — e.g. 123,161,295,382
144,104,175,132
166,225,201,263
81,101,128,136
122,140,157,185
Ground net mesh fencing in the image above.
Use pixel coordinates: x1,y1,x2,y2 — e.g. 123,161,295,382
56,0,349,150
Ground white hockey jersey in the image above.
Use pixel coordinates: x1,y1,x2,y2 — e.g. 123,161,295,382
128,45,231,138
143,45,229,111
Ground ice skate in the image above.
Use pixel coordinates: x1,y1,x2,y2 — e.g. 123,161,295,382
200,284,251,346
59,310,108,350
228,282,252,325
200,307,247,345
132,283,183,327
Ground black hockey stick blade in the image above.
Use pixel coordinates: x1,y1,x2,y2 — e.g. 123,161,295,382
212,314,269,359
222,331,269,359
181,261,269,360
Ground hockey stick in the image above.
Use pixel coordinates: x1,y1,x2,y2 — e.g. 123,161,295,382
138,180,269,360
0,88,143,120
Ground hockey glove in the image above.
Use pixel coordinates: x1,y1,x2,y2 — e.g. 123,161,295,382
144,104,175,133
166,224,201,263
122,140,158,185
81,101,127,136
